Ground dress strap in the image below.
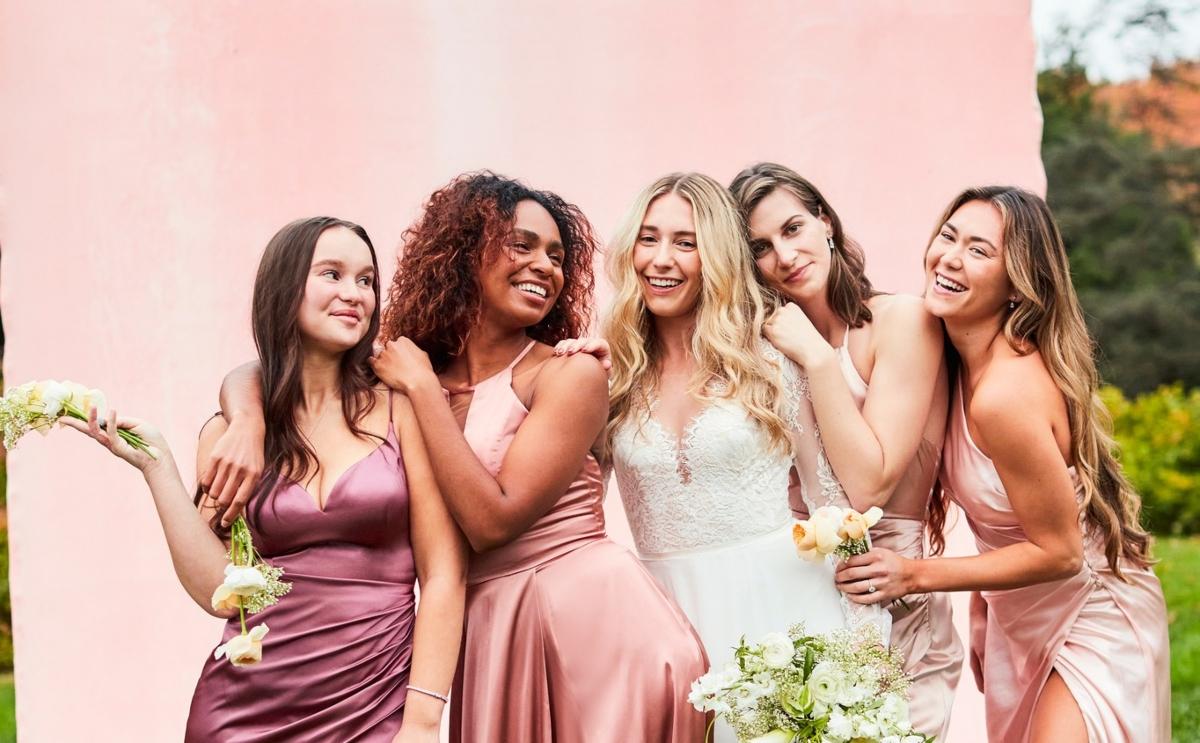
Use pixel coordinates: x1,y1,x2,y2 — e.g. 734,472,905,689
506,340,538,371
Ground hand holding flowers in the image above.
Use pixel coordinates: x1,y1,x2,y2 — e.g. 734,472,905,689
835,547,914,606
1,380,156,459
791,505,883,563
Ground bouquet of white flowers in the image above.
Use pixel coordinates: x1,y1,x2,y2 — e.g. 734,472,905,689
211,516,291,666
0,379,153,455
689,624,931,743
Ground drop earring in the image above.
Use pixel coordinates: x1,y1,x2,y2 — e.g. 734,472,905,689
1008,299,1017,310
826,234,835,252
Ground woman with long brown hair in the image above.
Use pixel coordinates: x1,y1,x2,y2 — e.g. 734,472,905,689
64,217,467,742
836,187,1169,742
728,162,963,740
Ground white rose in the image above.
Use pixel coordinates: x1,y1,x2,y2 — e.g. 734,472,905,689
877,693,910,727
826,710,855,740
806,660,849,708
210,584,241,612
809,507,844,553
748,730,794,743
853,717,881,740
863,506,883,527
35,380,70,419
214,623,269,666
760,632,796,669
222,564,268,596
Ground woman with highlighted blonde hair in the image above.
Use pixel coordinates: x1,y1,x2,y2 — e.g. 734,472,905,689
838,186,1169,742
562,172,882,743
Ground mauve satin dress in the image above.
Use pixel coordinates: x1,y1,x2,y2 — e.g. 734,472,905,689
944,378,1170,742
187,405,416,741
789,336,963,740
448,342,709,743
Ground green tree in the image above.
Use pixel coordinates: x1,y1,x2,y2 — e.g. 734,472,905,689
1039,61,1200,393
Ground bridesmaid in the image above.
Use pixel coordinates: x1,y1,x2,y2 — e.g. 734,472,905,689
838,187,1170,742
64,217,467,741
370,172,708,742
728,162,963,739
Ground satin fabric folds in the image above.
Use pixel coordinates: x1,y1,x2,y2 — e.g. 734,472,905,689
944,379,1170,743
449,343,709,743
186,418,416,742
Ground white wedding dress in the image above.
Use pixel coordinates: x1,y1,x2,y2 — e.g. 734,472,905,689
611,345,886,743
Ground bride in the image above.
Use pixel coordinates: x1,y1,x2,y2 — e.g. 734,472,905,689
568,172,881,742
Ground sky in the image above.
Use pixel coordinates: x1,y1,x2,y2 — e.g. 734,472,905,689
1033,0,1200,80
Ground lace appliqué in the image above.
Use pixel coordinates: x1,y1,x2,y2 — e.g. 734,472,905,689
613,394,792,556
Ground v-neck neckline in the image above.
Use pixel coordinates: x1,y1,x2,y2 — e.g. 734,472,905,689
295,429,392,513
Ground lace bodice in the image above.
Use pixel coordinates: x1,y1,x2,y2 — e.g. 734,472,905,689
612,344,838,555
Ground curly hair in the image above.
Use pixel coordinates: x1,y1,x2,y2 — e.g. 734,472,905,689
382,171,597,370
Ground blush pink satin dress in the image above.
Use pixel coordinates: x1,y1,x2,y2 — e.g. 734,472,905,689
943,378,1170,742
789,334,963,740
448,342,709,743
187,393,416,742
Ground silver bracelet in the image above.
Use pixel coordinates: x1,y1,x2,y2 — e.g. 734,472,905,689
407,684,450,704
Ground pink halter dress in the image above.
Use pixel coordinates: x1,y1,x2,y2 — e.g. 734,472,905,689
943,377,1170,742
448,342,709,743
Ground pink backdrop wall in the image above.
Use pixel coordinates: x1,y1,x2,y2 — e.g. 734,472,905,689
1,2,1043,739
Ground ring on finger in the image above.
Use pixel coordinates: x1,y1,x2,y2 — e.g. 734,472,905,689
867,580,877,594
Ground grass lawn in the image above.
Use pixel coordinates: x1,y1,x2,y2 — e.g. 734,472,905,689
0,674,12,743
1156,536,1200,740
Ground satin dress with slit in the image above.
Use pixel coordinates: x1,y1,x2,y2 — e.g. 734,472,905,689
943,377,1170,742
448,342,709,743
187,392,417,742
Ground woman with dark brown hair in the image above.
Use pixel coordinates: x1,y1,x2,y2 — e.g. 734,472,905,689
729,162,963,740
64,217,467,742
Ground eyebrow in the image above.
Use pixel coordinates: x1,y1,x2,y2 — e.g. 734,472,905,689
312,258,374,273
778,214,804,232
944,221,997,251
514,228,564,252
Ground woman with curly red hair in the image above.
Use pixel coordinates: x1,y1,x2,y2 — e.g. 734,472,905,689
370,172,707,742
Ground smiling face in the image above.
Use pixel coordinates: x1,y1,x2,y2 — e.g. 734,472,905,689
631,192,704,319
297,226,378,354
923,199,1014,323
477,198,565,329
747,187,833,304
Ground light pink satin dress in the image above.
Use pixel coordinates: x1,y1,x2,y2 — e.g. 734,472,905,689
790,335,963,740
943,377,1170,742
448,342,709,743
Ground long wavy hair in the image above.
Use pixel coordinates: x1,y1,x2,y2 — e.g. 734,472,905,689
926,187,1152,574
729,162,876,327
214,217,382,530
604,172,791,456
381,172,596,370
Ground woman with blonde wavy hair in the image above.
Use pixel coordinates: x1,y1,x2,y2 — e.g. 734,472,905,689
836,186,1169,742
580,171,879,743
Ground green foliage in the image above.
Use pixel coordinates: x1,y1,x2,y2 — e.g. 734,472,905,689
1153,537,1200,740
1103,384,1200,534
1039,64,1200,394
